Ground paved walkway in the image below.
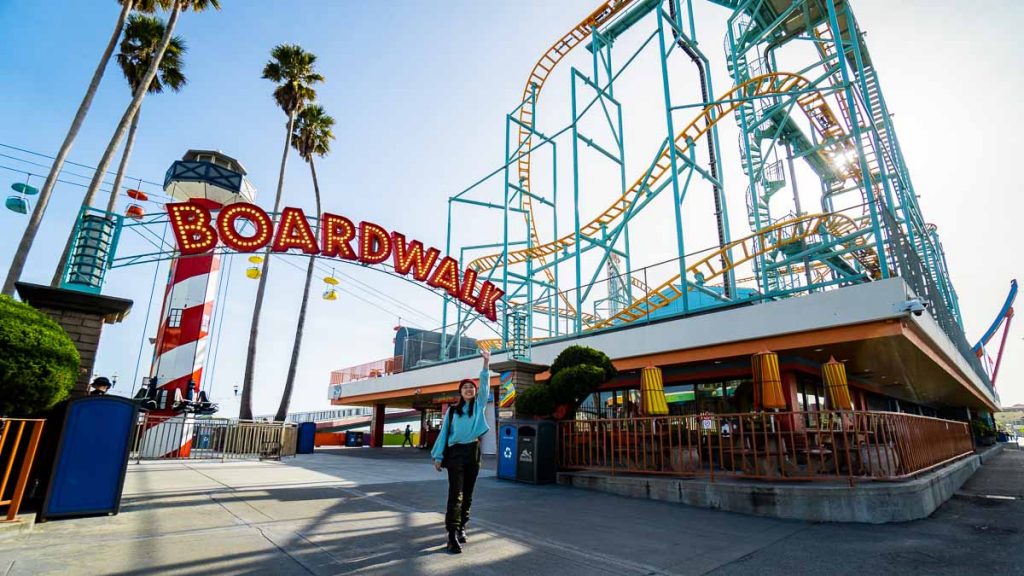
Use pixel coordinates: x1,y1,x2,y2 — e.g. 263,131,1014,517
1,446,1022,575
958,446,1024,500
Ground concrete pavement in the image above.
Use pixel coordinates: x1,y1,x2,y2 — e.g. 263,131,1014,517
0,446,1021,575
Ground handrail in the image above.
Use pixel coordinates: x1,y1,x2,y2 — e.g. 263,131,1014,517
131,414,297,462
557,410,973,485
1,418,45,523
329,355,404,385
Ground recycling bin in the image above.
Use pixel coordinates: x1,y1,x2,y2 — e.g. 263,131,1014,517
297,422,316,454
497,423,518,480
514,420,557,484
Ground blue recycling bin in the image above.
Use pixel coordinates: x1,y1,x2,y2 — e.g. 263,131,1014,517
497,423,518,480
297,422,316,454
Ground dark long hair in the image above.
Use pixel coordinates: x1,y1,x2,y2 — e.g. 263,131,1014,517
453,379,477,416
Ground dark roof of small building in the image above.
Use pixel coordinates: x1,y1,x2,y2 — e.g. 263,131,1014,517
181,149,248,175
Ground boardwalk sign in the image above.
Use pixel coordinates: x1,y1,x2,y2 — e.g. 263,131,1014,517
166,202,504,321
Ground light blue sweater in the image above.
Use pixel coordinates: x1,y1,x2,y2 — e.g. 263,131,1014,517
431,368,491,463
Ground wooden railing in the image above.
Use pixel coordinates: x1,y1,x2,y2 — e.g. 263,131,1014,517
558,411,973,484
131,415,297,462
1,418,45,522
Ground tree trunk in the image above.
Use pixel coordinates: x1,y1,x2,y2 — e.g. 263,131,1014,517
239,110,297,420
1,0,132,296
105,108,141,214
275,157,323,421
51,0,183,287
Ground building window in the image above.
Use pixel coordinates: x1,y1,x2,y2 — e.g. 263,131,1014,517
664,384,696,415
168,308,183,328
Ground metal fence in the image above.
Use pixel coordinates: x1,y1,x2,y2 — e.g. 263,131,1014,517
131,414,297,462
0,418,45,522
558,410,973,485
329,355,403,387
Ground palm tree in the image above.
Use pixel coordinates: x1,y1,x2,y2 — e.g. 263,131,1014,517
239,44,324,420
51,0,220,287
105,14,187,214
1,0,167,296
275,105,336,422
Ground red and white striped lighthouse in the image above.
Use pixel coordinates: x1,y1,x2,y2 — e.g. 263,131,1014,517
140,150,256,458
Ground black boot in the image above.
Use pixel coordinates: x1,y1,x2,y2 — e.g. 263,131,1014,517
456,527,467,543
446,530,463,554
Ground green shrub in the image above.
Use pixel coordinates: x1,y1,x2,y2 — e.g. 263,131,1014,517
971,419,994,438
549,364,605,405
515,385,556,417
514,345,616,418
0,295,79,416
549,345,617,381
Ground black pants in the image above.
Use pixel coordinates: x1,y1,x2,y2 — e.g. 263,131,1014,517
444,441,480,531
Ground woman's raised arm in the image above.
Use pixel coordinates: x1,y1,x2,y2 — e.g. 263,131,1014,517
477,347,492,410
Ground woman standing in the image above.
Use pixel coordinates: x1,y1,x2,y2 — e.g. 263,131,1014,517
432,347,492,554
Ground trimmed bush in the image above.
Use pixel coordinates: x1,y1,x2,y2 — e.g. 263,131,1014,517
549,364,606,406
549,345,617,381
0,295,80,416
515,345,616,418
515,385,556,417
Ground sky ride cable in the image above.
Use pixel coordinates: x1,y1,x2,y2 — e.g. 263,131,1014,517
130,221,167,398
0,142,164,189
204,251,236,399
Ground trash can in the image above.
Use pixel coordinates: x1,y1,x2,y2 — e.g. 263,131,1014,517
37,396,138,520
345,430,365,447
297,422,316,454
515,420,556,484
497,423,518,480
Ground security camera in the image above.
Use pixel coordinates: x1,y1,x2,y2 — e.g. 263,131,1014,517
901,298,929,317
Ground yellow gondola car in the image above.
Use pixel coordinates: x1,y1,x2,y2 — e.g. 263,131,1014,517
246,255,263,279
322,274,339,300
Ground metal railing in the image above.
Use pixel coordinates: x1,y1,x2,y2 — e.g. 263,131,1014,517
1,418,45,522
131,414,297,462
329,355,404,386
558,410,973,484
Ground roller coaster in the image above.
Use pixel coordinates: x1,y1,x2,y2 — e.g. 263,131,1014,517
36,0,992,396
446,0,967,361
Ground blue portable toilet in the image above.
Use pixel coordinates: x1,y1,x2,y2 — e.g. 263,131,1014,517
497,422,518,480
41,396,138,520
297,422,316,454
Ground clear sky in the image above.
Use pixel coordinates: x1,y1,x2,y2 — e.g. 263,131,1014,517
0,0,1020,415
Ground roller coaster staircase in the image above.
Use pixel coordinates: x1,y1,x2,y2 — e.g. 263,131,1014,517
725,6,883,293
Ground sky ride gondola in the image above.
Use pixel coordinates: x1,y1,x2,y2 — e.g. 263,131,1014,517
246,255,263,279
124,188,149,220
125,204,145,220
6,179,37,214
5,195,28,214
322,273,339,301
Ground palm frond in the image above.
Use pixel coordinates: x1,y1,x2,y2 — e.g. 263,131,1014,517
291,104,337,160
263,43,324,115
118,13,187,95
